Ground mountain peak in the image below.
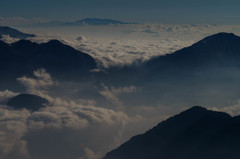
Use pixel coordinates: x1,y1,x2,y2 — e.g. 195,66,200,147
170,106,231,123
7,94,48,111
11,39,38,49
0,37,97,82
146,32,240,71
184,105,207,112
196,32,240,45
179,106,208,116
45,39,65,46
204,32,237,39
104,106,237,159
12,39,35,45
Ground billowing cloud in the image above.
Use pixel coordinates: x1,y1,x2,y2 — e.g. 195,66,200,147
0,70,147,159
76,38,193,67
99,84,141,109
211,100,240,116
76,35,87,42
51,24,240,67
0,108,31,159
17,68,56,96
80,147,101,159
6,23,240,68
0,35,19,43
0,96,145,159
3,68,240,159
28,99,132,130
0,69,183,159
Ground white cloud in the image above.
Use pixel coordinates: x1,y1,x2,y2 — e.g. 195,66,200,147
80,148,101,159
210,100,240,116
9,23,240,68
99,84,141,109
0,69,147,159
0,35,19,43
0,95,144,159
60,24,239,67
17,68,56,96
75,38,193,67
76,35,87,42
62,24,240,67
0,87,192,159
0,108,31,159
27,98,133,130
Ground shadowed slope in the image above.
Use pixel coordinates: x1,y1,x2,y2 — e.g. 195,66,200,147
104,106,240,159
0,39,97,81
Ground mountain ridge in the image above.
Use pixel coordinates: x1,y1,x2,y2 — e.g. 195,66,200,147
146,32,240,67
0,39,97,86
104,106,240,159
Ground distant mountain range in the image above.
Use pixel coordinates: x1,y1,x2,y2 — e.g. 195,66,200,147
63,18,133,26
0,26,36,39
104,106,240,159
33,18,134,27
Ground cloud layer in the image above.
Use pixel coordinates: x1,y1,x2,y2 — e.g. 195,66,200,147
13,23,240,67
1,24,240,159
0,69,171,159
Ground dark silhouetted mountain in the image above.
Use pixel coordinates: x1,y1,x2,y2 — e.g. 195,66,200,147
0,26,36,39
99,32,240,84
63,18,132,26
104,106,240,159
7,94,48,111
0,39,97,83
146,32,240,73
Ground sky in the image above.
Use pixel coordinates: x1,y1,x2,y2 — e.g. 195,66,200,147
1,0,240,24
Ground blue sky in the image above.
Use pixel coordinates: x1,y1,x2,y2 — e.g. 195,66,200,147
1,0,240,24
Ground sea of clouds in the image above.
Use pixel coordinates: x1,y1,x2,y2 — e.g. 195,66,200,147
1,22,240,159
13,23,240,67
0,69,182,159
2,22,240,67
1,68,240,159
